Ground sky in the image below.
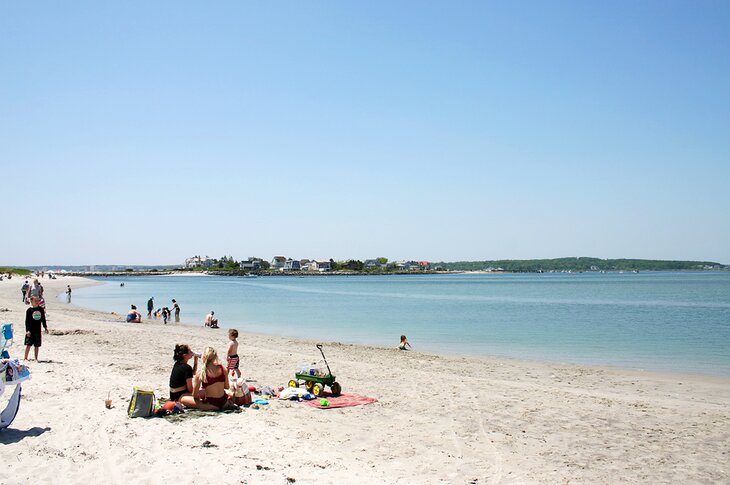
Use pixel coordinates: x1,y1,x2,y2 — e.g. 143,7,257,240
1,1,729,266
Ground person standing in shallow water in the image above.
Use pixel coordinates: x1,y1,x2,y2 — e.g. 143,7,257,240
147,297,154,318
172,299,180,323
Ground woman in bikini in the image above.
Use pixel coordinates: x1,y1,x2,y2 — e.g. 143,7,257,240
191,346,235,410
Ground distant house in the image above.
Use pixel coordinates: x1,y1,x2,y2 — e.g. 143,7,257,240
240,258,262,271
271,256,287,270
185,255,214,269
395,261,430,271
315,260,332,272
284,259,301,271
364,259,381,269
403,261,421,271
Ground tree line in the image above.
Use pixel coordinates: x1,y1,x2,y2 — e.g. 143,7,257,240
433,257,725,272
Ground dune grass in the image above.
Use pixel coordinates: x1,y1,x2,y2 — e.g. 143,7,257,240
0,267,32,276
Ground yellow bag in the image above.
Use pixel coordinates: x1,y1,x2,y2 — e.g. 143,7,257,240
127,387,156,418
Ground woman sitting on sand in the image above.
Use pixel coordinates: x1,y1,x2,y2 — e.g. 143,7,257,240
169,344,198,403
191,346,235,411
126,305,142,323
398,334,412,350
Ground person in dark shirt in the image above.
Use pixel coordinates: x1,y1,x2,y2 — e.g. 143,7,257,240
21,280,29,303
24,296,48,361
147,297,154,318
169,344,198,401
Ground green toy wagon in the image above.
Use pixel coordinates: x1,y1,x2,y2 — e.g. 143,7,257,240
288,344,342,396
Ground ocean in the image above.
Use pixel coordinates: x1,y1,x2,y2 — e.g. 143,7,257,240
65,271,730,377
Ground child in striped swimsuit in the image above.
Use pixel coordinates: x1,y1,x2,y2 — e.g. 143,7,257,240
227,328,241,379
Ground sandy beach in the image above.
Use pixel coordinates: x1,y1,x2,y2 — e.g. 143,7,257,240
0,276,728,484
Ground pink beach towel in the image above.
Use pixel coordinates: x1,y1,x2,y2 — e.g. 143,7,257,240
303,392,378,409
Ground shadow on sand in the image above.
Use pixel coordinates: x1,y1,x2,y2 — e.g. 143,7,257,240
0,426,51,444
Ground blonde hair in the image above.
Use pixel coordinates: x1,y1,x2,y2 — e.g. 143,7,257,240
196,346,219,384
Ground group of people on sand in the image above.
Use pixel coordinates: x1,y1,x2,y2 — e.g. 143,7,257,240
168,329,243,411
21,279,45,306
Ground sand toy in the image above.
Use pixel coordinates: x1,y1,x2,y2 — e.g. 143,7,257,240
288,344,342,396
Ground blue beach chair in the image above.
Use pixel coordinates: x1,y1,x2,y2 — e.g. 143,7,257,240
1,322,13,359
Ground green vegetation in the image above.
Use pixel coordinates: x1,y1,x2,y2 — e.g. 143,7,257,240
0,267,32,276
186,255,242,272
434,257,725,273
215,255,240,271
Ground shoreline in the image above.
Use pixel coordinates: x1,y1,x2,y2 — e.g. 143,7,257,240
67,284,729,384
70,275,728,380
1,276,728,483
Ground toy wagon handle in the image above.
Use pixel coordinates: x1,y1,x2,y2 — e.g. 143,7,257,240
316,344,333,376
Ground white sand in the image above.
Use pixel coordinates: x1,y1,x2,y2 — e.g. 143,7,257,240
0,276,728,484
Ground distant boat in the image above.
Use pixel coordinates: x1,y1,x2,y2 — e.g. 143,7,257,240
242,274,258,279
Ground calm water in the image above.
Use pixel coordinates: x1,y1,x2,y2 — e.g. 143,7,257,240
65,272,730,376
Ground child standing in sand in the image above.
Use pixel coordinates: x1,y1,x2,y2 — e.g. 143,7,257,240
24,297,48,361
227,329,240,378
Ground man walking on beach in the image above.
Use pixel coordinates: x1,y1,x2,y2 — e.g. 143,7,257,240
66,285,72,303
21,280,29,303
147,297,154,318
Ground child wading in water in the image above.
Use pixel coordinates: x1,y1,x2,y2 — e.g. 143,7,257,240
398,335,412,351
227,329,241,378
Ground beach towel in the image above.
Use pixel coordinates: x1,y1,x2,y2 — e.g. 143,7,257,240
302,392,378,409
156,398,242,422
2,359,31,385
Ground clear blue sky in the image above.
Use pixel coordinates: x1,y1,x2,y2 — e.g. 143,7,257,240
2,1,729,265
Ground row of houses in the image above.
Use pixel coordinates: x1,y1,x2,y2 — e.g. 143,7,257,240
269,257,333,272
185,255,431,272
269,257,430,272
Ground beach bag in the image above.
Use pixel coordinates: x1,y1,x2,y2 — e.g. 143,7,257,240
127,387,156,418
